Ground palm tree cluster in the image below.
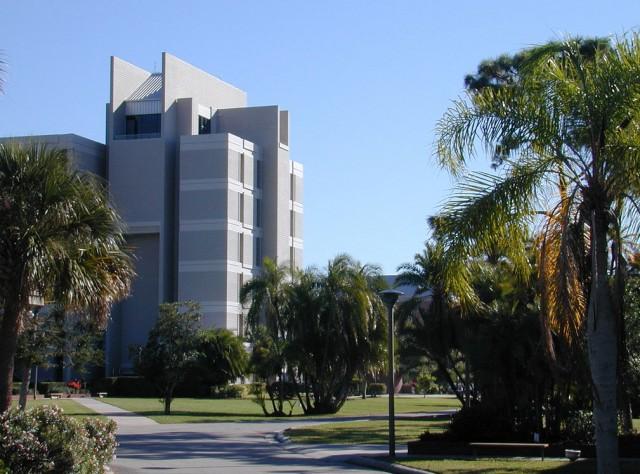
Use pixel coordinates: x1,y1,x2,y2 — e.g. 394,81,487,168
0,143,134,412
397,241,592,441
432,34,640,472
241,255,387,415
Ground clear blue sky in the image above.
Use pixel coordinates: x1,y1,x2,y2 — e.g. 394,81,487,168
1,1,638,273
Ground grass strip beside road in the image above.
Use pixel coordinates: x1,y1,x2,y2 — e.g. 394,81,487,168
285,419,447,445
10,398,102,419
100,395,460,424
397,458,640,473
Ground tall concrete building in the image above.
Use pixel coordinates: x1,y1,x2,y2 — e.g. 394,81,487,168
2,53,303,376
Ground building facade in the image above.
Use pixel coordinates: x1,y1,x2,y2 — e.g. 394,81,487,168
2,53,303,376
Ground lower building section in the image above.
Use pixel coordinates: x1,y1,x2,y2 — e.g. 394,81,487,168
105,233,159,375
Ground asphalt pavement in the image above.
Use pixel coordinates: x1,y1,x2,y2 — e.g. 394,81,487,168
76,398,388,473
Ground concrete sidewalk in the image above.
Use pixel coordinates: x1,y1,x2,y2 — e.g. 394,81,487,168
74,397,157,427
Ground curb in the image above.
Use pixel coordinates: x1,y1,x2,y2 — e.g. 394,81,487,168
274,431,291,444
348,456,434,474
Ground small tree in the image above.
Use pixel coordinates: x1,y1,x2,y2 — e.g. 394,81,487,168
134,302,200,415
193,328,248,389
415,367,438,397
15,310,61,409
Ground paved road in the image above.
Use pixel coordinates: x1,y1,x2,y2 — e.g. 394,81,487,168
77,398,386,473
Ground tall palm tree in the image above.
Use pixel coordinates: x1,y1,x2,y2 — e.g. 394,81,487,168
287,255,386,414
0,143,134,412
434,35,640,473
240,257,292,415
396,243,474,406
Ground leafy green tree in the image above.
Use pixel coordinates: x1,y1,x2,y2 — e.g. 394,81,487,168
415,366,438,397
192,328,248,389
434,35,640,472
134,302,200,415
0,144,134,412
15,309,61,409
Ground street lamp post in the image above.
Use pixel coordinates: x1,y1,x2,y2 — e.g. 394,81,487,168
379,289,403,457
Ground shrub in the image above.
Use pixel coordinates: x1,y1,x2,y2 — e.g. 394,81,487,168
11,382,22,396
562,410,595,443
400,383,416,394
36,381,67,395
449,404,515,441
368,383,386,397
210,384,246,399
0,405,117,473
91,376,156,397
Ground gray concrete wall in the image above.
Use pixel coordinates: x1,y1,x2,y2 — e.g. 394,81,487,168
215,106,291,265
0,134,106,178
177,133,254,333
111,233,160,373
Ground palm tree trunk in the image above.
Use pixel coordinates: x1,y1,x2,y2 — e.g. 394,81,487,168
588,210,620,474
0,298,22,412
18,363,31,410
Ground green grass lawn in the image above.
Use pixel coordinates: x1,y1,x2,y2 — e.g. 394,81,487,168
10,398,100,419
634,418,640,430
397,458,640,473
100,395,460,424
285,418,447,445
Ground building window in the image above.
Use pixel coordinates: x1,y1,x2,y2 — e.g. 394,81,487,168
198,115,211,134
239,193,244,223
254,237,262,267
255,160,262,189
125,114,161,136
254,198,261,228
238,233,244,263
290,173,295,201
290,246,295,269
237,273,244,302
238,312,245,337
240,153,245,184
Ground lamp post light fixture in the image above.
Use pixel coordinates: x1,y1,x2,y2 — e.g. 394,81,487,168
379,289,404,457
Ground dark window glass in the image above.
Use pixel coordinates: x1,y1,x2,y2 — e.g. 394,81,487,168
198,115,211,135
254,237,262,266
255,160,262,189
254,199,261,227
125,114,161,136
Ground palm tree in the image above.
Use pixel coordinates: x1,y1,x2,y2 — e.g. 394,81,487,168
240,257,292,415
287,255,387,414
396,243,474,406
434,35,640,472
0,143,134,412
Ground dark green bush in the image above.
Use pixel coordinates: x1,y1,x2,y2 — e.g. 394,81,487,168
36,381,66,395
368,383,386,397
400,383,416,394
0,405,116,473
11,382,22,395
91,376,156,397
562,410,595,443
449,404,516,441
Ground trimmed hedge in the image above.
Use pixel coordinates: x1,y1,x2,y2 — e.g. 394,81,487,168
36,381,67,395
0,405,116,473
11,382,22,396
210,384,247,399
368,383,386,397
91,376,156,397
400,383,416,394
